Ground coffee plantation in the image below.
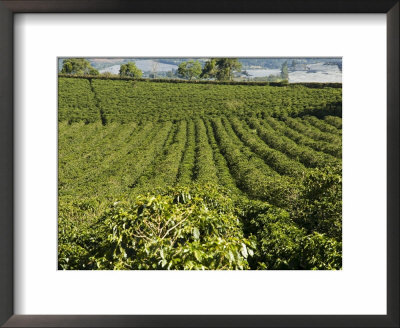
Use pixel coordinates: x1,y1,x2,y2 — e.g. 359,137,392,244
58,76,342,270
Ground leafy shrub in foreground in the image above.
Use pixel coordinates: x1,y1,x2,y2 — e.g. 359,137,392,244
238,195,341,270
87,185,256,270
58,183,342,270
58,198,106,270
292,165,342,240
301,232,342,270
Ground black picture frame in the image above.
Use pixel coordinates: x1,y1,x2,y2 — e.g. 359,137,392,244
0,1,398,327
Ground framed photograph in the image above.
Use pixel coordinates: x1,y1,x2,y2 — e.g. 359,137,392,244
0,1,398,327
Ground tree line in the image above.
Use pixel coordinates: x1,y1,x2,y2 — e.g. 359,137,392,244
60,58,289,82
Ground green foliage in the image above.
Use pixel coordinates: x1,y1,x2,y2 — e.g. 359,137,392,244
178,60,202,80
58,78,100,123
58,185,341,271
246,203,305,269
324,115,342,129
215,58,242,81
239,198,341,270
59,185,256,270
176,120,196,185
228,116,306,177
211,117,298,209
266,116,342,158
58,78,342,123
201,58,242,81
58,76,342,270
61,58,99,75
100,71,118,78
284,116,341,144
58,198,106,270
119,62,143,78
200,58,217,79
247,117,339,168
134,121,187,191
292,165,342,240
303,115,342,136
204,119,240,193
193,118,219,184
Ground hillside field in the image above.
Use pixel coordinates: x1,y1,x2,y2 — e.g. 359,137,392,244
58,77,342,270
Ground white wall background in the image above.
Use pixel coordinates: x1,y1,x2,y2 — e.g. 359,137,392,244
14,14,386,315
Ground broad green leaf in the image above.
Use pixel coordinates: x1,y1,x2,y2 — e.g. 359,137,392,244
241,243,248,258
194,250,202,262
193,227,200,240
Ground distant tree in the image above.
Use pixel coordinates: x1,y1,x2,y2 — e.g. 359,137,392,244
291,60,297,68
166,70,174,78
178,60,202,80
215,58,242,81
61,58,99,75
281,61,289,80
177,62,186,78
201,58,242,81
119,62,143,78
200,58,217,79
151,61,159,78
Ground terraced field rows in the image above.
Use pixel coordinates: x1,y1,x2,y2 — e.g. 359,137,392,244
59,78,342,203
58,77,342,123
59,115,341,203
